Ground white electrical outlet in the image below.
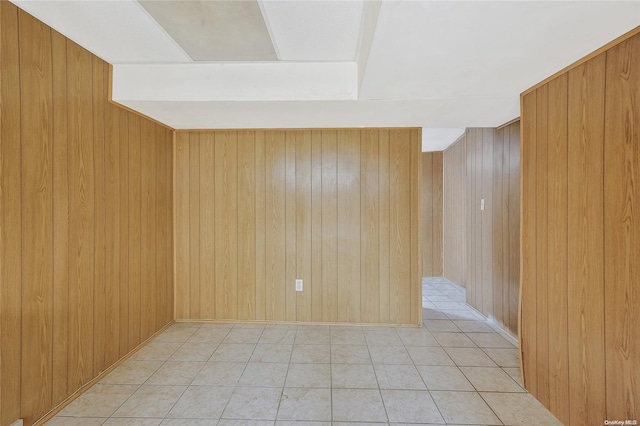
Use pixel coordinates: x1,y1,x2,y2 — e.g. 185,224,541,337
480,198,485,211
295,279,303,292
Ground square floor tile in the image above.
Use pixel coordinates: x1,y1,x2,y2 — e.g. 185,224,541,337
364,330,403,346
331,363,379,389
146,361,205,385
367,345,412,364
239,362,288,387
406,346,454,366
103,419,163,425
422,309,449,320
467,332,516,348
431,391,501,424
452,320,495,333
277,388,331,421
222,387,282,420
331,329,366,345
424,320,461,333
295,327,330,345
224,328,263,344
113,385,187,418
169,342,219,361
58,384,139,417
156,327,198,343
132,342,181,361
396,329,439,347
460,366,525,392
167,385,234,419
210,344,256,362
381,389,444,423
285,363,331,388
161,420,218,425
373,364,426,390
188,327,229,342
192,362,246,386
481,392,563,425
46,418,106,425
444,347,497,367
290,344,330,364
260,326,297,344
431,332,477,348
250,344,293,363
331,389,387,422
483,347,520,367
100,361,163,385
330,345,371,364
417,365,474,391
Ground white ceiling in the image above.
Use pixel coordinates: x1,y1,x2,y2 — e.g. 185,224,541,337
11,0,640,151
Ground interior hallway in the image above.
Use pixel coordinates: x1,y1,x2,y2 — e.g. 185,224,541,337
44,278,561,426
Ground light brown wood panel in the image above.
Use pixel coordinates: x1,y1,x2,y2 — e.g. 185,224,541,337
266,131,287,321
18,10,54,422
492,129,505,326
140,119,156,340
547,74,570,424
604,34,639,421
285,131,297,321
535,84,550,407
254,131,267,320
117,108,130,358
0,1,22,422
238,131,256,320
199,132,216,318
507,123,520,333
337,129,361,323
173,128,421,325
520,27,640,425
296,130,312,322
481,128,494,315
215,131,239,319
0,8,174,424
361,130,380,323
432,152,443,277
421,152,443,277
175,132,190,319
443,135,466,287
410,129,422,323
378,130,391,323
189,132,201,319
128,113,141,350
567,54,606,425
521,92,538,397
68,36,96,392
310,130,323,322
321,130,339,322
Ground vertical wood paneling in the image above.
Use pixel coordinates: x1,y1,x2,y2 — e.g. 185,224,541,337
18,11,54,422
337,129,361,323
361,130,380,323
310,130,323,322
507,124,520,332
567,55,606,425
92,55,106,374
604,35,639,421
547,75,570,424
175,133,190,319
238,131,256,319
0,2,22,422
481,128,494,315
199,132,215,318
432,152,443,276
321,130,339,322
140,119,156,339
128,114,141,349
266,131,286,321
215,131,238,319
51,29,70,405
296,131,312,322
492,129,505,325
285,131,297,321
189,132,200,319
443,135,466,287
174,128,420,325
117,109,129,358
67,38,95,391
422,153,434,275
535,84,550,406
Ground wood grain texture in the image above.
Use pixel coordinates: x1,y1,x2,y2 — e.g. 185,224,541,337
128,113,141,350
567,54,606,425
519,30,640,425
188,132,201,319
0,8,174,424
443,135,466,287
604,34,639,421
0,2,23,422
173,128,421,325
432,152,443,277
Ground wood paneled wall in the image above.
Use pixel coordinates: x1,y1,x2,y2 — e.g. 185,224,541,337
421,152,443,277
520,28,639,425
0,4,174,425
175,129,422,325
442,123,520,336
443,135,466,286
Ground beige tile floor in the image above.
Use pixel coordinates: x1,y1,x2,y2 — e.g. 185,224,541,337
46,278,562,425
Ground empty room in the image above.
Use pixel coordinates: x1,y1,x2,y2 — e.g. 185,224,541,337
0,1,638,425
